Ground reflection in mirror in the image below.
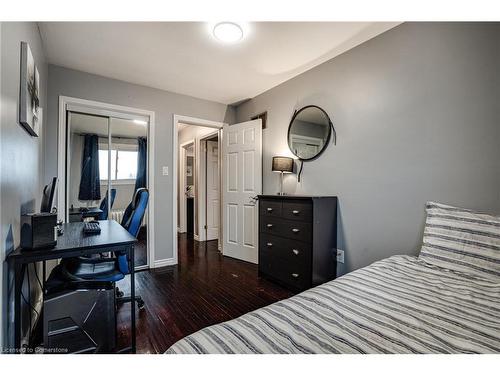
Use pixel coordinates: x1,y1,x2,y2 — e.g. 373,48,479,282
287,106,332,161
68,112,109,220
66,112,149,268
110,117,148,268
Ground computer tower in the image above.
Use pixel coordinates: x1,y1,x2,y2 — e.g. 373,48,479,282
43,269,116,353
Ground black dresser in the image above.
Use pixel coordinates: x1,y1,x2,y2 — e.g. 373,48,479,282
258,195,338,292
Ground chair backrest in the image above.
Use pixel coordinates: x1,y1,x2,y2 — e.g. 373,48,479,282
121,188,149,238
115,188,149,275
98,188,117,220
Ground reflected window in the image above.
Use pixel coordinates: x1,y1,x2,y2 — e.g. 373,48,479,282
99,147,137,181
116,150,138,180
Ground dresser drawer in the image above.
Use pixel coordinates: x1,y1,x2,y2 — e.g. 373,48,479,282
258,195,338,292
260,217,312,243
259,233,311,266
259,199,282,218
281,199,313,222
259,250,311,291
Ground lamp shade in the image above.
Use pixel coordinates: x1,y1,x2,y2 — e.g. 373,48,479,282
272,156,293,173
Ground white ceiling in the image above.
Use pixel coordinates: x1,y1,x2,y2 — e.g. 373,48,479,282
39,22,399,105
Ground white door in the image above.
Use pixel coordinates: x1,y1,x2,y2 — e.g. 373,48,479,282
222,119,262,263
206,140,219,241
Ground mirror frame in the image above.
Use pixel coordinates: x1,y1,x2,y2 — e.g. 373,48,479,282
287,105,334,161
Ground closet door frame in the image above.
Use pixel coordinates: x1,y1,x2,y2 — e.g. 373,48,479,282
58,96,155,270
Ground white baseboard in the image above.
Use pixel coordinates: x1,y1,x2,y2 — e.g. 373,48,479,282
153,258,177,268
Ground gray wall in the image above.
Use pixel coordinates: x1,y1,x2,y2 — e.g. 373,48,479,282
46,65,235,262
235,22,500,275
1,22,48,348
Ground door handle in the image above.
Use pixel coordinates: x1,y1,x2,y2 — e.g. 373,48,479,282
292,249,299,255
292,228,300,233
292,210,300,215
266,242,273,247
291,273,299,278
266,224,273,228
266,207,273,212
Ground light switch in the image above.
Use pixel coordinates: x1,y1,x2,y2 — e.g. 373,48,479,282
336,249,345,264
162,166,169,176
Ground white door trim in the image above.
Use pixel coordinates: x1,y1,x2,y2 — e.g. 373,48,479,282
172,115,225,265
198,130,220,242
57,95,156,269
178,140,194,234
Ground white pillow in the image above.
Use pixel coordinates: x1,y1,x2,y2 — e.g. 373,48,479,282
419,201,500,280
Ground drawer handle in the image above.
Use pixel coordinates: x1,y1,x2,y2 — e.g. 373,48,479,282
266,224,273,228
291,273,299,278
267,207,273,212
292,228,300,233
292,249,299,255
292,210,300,215
266,242,273,247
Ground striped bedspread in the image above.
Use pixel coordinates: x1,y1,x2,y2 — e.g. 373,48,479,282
166,255,500,353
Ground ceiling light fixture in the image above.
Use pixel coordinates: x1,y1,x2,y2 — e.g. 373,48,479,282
212,22,244,43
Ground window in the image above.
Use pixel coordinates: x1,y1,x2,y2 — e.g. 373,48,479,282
99,147,137,181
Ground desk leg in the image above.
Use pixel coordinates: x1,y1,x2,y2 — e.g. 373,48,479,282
130,245,136,353
13,262,25,352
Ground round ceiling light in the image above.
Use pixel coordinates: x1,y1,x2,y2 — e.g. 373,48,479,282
212,22,244,43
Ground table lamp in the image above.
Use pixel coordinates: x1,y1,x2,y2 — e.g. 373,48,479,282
272,156,294,195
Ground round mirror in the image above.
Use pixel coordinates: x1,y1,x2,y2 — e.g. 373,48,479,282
287,105,333,161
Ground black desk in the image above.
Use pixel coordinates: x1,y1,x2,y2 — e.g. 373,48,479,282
68,207,103,222
7,220,137,353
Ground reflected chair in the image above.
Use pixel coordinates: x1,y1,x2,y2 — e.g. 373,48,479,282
98,188,117,220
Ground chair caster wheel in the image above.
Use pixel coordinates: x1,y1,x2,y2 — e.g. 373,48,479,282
116,287,124,298
137,299,145,309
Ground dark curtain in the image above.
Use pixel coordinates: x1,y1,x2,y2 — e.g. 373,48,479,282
134,136,147,190
78,134,101,201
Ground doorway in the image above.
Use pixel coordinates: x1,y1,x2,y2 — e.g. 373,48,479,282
176,123,221,246
203,135,220,242
178,141,195,238
173,115,263,266
58,96,155,270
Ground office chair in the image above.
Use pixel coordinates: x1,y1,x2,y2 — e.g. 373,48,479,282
60,188,149,309
121,188,147,237
98,188,117,220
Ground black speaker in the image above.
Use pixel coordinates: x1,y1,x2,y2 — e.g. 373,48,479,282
20,212,57,250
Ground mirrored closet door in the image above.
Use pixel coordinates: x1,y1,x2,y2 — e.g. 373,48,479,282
66,111,149,269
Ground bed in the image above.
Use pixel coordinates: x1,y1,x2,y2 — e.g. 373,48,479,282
166,202,500,354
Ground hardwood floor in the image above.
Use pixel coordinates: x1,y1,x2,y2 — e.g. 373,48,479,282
134,226,147,267
134,238,147,267
116,234,293,353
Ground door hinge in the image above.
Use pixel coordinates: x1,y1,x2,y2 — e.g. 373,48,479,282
204,225,207,229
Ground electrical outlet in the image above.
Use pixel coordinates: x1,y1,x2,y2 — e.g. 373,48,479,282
336,249,345,264
162,166,169,176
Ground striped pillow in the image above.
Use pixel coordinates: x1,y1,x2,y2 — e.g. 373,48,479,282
419,201,500,280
